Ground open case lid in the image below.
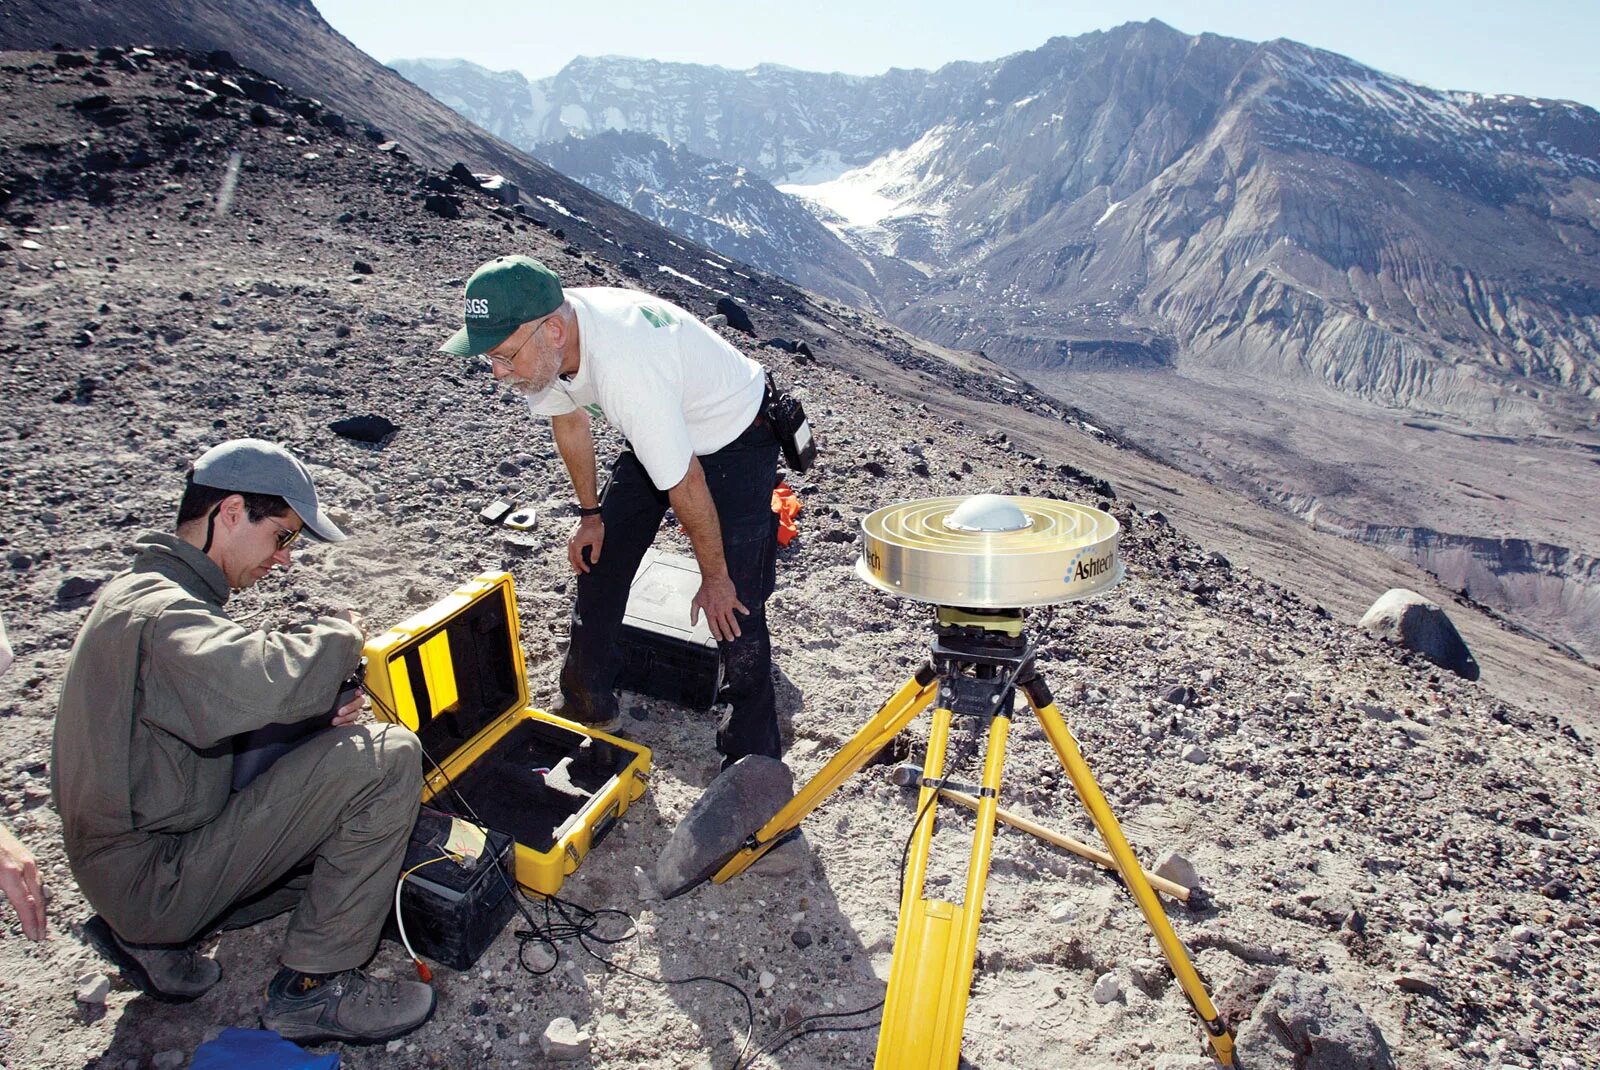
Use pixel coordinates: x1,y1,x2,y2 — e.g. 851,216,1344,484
361,572,529,770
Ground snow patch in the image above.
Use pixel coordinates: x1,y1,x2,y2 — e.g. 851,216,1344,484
657,264,709,288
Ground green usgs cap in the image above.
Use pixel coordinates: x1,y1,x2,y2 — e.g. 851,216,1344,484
190,438,347,542
439,255,564,356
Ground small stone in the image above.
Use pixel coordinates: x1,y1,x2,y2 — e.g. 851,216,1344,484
1487,942,1520,967
1436,862,1453,882
633,865,658,901
1047,901,1078,923
758,970,777,993
352,259,374,274
1181,744,1208,764
791,929,813,950
1393,973,1439,995
540,1017,591,1060
1153,850,1200,889
152,1052,186,1070
75,973,111,1004
386,1039,404,1053
57,574,107,603
1092,972,1124,1004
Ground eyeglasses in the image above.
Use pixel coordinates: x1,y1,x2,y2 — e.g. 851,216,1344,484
487,317,552,366
265,518,302,550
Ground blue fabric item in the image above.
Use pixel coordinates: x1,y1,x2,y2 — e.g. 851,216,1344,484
187,1028,339,1070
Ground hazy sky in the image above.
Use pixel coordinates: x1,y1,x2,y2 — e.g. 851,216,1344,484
313,0,1599,108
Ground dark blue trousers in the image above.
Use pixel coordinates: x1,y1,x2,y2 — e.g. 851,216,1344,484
559,421,781,762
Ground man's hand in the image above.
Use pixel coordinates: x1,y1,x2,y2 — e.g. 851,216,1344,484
568,515,604,574
0,822,46,940
691,573,749,642
330,689,366,728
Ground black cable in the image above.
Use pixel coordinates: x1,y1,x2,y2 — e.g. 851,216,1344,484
733,1000,885,1068
366,687,757,1067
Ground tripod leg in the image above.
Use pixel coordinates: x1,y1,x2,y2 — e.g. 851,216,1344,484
876,701,1013,1070
713,665,938,884
1023,680,1236,1066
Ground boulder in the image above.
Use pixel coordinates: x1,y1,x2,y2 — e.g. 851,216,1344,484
714,296,756,335
1234,969,1395,1070
422,194,461,220
1358,588,1479,680
653,756,794,898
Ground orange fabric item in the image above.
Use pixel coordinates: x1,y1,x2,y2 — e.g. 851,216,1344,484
771,481,802,547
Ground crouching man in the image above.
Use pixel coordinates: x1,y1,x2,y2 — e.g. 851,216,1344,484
52,439,433,1045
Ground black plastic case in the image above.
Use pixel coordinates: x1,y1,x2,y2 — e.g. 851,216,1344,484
615,550,724,710
386,806,517,971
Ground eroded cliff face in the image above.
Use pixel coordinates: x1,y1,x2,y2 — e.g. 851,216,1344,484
1349,528,1600,661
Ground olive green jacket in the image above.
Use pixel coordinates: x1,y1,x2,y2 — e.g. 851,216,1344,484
52,533,362,898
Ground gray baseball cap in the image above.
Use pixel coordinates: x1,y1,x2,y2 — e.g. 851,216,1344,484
190,439,348,542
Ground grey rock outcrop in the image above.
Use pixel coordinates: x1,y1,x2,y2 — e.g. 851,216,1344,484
1234,969,1395,1070
1359,588,1481,680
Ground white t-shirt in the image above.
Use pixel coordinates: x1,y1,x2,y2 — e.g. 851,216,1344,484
524,288,765,490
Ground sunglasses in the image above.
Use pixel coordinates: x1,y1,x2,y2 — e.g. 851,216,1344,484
264,518,303,550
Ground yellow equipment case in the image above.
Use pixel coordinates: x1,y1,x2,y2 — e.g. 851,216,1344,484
361,572,651,897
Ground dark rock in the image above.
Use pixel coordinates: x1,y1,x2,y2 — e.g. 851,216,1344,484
653,756,794,899
1234,968,1395,1070
791,930,813,950
422,193,461,219
329,414,398,444
447,162,478,186
248,104,275,126
336,211,355,224
54,52,92,70
352,260,374,275
237,76,283,108
1358,589,1480,680
820,528,855,544
714,296,756,335
862,461,887,478
57,574,108,604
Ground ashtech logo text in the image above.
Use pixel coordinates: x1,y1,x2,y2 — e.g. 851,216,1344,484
1064,549,1113,584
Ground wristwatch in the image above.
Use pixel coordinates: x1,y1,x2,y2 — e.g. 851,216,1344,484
576,505,603,517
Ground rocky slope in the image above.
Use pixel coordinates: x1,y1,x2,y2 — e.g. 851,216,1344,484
532,131,885,308
1,44,1598,1070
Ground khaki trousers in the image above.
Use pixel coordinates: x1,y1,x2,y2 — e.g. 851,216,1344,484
104,723,421,974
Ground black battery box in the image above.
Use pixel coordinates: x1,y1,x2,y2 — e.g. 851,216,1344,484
386,806,518,971
615,549,724,710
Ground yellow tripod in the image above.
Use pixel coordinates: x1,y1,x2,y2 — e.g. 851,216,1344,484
714,608,1235,1068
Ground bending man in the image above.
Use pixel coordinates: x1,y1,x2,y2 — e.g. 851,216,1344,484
441,256,783,767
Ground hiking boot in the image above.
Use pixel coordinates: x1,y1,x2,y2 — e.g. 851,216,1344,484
261,966,436,1045
83,914,221,1003
548,699,621,733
